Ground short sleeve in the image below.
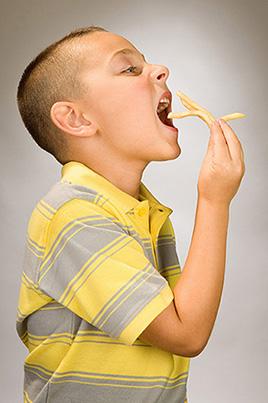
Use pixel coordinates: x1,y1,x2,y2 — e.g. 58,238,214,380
37,200,174,345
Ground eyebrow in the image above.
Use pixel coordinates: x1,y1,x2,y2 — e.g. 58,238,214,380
110,48,146,62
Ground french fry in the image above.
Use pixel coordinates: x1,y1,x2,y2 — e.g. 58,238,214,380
169,110,215,127
168,91,246,128
220,113,246,121
176,91,216,121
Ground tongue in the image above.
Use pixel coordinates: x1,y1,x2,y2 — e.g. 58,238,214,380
158,110,174,128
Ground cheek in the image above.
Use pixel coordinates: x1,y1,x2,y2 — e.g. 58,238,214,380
93,79,156,136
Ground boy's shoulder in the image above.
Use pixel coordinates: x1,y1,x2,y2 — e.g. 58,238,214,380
30,179,115,221
27,179,125,242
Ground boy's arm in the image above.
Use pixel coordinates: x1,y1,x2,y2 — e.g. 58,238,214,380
173,119,244,351
173,197,229,352
140,119,244,356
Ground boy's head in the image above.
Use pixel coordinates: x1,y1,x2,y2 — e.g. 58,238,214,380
17,26,181,166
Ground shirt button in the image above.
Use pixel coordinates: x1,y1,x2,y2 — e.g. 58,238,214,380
137,206,147,216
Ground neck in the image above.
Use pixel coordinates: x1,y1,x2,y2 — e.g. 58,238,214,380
76,157,149,200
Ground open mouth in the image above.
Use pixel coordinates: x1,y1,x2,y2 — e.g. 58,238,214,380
156,92,176,129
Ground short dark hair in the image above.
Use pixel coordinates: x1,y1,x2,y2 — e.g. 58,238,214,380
17,26,108,165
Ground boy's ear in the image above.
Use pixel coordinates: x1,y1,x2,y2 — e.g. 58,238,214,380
50,101,98,137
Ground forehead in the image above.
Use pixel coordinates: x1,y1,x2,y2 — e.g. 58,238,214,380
78,31,141,68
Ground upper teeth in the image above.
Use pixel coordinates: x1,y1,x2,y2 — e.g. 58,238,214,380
157,97,170,113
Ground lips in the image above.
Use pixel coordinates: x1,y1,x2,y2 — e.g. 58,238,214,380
158,90,172,106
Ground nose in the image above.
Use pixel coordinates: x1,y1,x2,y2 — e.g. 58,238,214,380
150,64,170,83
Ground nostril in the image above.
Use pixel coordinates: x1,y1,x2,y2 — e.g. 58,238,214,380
151,64,169,81
157,65,169,81
157,72,166,80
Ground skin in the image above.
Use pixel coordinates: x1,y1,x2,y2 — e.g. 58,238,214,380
50,31,181,200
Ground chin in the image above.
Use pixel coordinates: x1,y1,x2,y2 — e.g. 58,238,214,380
154,142,182,162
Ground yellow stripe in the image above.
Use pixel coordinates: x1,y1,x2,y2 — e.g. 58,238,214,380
28,332,73,340
24,391,32,403
40,305,65,311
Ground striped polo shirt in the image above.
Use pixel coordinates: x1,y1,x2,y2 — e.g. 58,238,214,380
16,161,190,403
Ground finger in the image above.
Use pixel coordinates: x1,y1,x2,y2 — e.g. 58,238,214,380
218,119,243,162
210,120,231,160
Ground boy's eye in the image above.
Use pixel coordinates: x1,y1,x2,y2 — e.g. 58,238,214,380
123,65,139,73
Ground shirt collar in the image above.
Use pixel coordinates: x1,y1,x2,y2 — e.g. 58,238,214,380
61,161,173,216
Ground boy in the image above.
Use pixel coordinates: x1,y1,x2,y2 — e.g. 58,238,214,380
16,26,245,403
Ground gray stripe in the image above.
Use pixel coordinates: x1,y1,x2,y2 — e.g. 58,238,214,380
27,303,101,339
39,220,128,302
24,366,188,403
24,369,49,403
42,300,66,308
23,247,43,283
144,246,155,266
41,215,117,272
27,303,74,336
42,180,98,210
156,240,181,271
16,317,27,338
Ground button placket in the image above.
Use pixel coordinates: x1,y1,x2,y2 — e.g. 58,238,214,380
133,201,150,233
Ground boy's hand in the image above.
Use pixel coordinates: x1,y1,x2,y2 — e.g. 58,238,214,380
197,119,245,206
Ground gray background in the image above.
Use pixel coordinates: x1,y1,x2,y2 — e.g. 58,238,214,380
1,0,267,402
